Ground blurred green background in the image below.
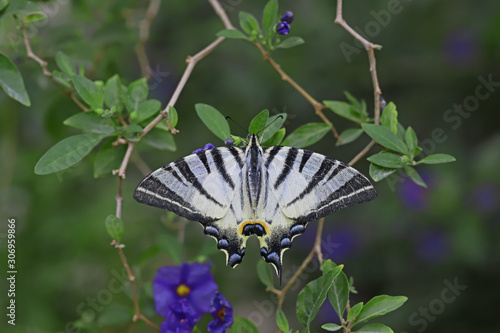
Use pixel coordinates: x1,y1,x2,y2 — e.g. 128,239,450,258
1,0,499,332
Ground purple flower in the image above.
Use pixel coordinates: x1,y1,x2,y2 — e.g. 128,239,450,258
160,298,199,333
153,263,218,319
208,292,233,333
275,22,290,35
193,143,215,154
280,11,294,24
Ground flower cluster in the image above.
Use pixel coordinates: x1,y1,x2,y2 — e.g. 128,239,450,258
192,143,215,154
154,262,233,333
275,11,294,35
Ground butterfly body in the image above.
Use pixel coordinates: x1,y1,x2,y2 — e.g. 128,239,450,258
134,134,377,276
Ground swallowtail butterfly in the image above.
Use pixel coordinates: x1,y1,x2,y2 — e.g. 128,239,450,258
133,134,377,277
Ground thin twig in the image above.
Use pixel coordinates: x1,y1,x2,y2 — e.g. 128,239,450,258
21,23,52,77
335,0,383,164
135,0,161,80
254,44,340,141
117,142,136,179
113,242,160,331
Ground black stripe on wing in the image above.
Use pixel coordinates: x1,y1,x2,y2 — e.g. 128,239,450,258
174,158,223,207
274,147,298,189
211,148,236,189
294,170,377,223
133,176,218,224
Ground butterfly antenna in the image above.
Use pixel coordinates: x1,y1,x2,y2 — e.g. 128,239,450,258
225,116,247,135
257,115,284,142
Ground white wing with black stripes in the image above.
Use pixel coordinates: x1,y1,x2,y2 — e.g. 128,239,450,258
133,134,377,277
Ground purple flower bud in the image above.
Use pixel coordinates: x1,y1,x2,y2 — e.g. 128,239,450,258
204,143,215,150
280,11,294,24
225,137,234,146
275,22,290,35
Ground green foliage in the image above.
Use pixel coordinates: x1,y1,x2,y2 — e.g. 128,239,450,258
195,103,231,141
257,260,274,289
337,128,364,146
0,53,31,106
276,309,290,333
105,215,124,243
94,140,126,178
72,75,104,110
261,113,287,143
324,92,369,124
64,112,116,135
34,134,105,175
281,123,331,148
168,105,178,128
230,317,259,333
217,0,304,51
249,109,270,134
361,104,456,187
296,262,343,331
351,295,407,327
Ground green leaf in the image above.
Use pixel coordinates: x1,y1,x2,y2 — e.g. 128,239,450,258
276,309,290,333
157,233,182,264
239,11,260,37
403,165,427,188
105,215,124,242
0,1,8,12
52,70,72,89
352,324,393,333
168,106,178,128
103,75,123,110
352,295,407,327
262,0,278,36
249,109,269,134
261,113,287,143
369,163,397,182
344,91,367,116
277,37,305,49
142,128,176,151
282,123,331,148
336,128,364,146
35,134,104,175
380,102,398,134
257,260,274,289
328,270,349,321
216,29,249,39
404,126,418,156
322,323,343,331
195,103,231,141
64,112,116,135
296,266,343,330
417,154,456,165
0,53,30,106
125,78,148,113
324,100,368,123
262,128,285,146
361,124,408,155
94,140,126,178
23,12,46,23
347,302,364,322
134,99,161,123
367,151,406,168
0,1,41,20
230,317,259,333
72,75,104,110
